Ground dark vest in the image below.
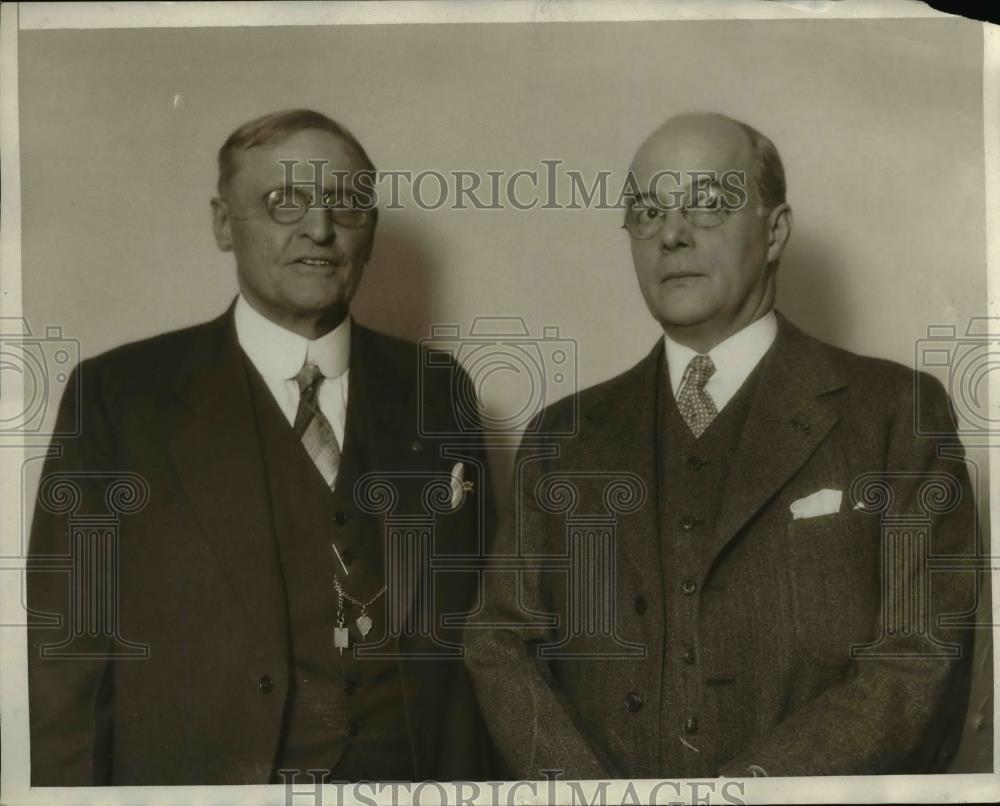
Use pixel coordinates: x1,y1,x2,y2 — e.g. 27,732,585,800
243,359,415,782
655,351,766,778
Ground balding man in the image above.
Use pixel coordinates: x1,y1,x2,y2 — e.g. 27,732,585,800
466,113,976,778
27,109,493,785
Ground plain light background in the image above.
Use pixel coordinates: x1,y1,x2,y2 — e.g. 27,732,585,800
16,17,991,772
19,20,986,383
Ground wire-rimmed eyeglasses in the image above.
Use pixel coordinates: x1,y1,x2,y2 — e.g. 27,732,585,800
622,183,745,239
233,187,376,227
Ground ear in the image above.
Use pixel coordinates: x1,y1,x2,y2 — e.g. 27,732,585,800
211,197,233,252
765,203,792,265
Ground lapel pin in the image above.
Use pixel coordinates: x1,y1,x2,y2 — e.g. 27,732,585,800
449,462,471,509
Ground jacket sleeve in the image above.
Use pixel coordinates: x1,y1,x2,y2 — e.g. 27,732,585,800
463,410,621,780
718,372,978,777
27,361,116,785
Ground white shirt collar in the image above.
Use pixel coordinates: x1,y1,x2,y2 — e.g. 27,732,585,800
234,294,351,382
663,310,777,412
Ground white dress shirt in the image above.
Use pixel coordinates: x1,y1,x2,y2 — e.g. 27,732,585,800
663,311,777,413
234,295,350,447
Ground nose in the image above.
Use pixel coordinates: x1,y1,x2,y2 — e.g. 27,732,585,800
299,204,336,244
658,210,693,252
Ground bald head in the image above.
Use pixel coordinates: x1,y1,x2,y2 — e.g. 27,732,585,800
631,113,785,211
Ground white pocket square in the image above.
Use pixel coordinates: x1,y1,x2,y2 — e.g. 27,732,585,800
449,462,473,510
789,488,843,520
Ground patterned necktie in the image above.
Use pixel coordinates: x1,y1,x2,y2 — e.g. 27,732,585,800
293,362,342,488
676,354,718,438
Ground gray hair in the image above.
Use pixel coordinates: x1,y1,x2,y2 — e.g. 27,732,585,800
216,108,375,195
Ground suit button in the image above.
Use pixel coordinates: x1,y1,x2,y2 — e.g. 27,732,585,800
341,549,354,566
347,721,359,737
682,649,696,665
624,693,643,712
345,681,358,696
257,675,274,694
634,595,647,615
686,456,706,470
685,717,699,734
679,515,700,531
334,511,349,526
681,580,697,595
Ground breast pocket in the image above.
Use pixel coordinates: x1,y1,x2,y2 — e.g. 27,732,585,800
784,510,882,666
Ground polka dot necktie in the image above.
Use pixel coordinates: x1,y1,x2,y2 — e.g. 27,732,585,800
676,354,718,438
293,362,342,488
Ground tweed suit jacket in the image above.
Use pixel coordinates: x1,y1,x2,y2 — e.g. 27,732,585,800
27,302,494,785
465,312,976,779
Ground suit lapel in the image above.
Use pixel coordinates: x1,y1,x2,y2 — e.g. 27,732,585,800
580,342,664,605
347,326,431,639
348,325,421,478
703,315,848,577
167,305,288,654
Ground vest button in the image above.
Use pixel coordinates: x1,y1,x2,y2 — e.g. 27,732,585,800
341,549,354,566
681,580,697,595
634,595,647,615
345,680,358,696
411,440,423,452
686,456,706,470
682,649,696,665
685,716,699,734
679,515,700,531
347,721,359,737
624,692,643,712
334,511,349,526
257,675,274,694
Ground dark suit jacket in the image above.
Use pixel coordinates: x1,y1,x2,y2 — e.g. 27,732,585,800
465,313,977,778
27,304,493,785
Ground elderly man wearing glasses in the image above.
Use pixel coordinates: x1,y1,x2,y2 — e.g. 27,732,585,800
28,109,493,785
465,113,977,780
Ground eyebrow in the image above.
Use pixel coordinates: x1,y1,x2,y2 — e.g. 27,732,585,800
631,179,723,207
265,183,359,197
